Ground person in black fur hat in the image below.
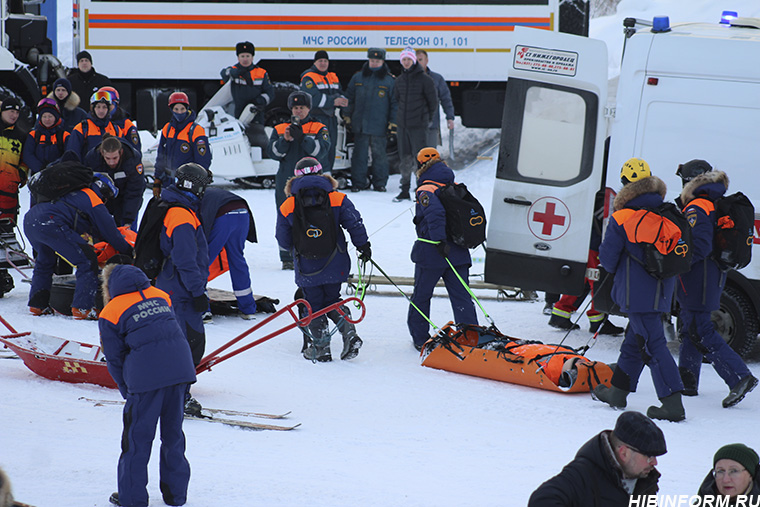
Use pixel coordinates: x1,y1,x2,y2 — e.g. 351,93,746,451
529,411,665,506
220,40,275,120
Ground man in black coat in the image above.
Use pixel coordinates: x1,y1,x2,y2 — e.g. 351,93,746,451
392,47,437,202
528,411,665,506
66,51,112,108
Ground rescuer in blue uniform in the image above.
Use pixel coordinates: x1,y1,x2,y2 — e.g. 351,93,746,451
99,263,196,507
345,47,397,192
153,92,211,198
594,158,685,422
24,164,132,319
276,157,370,362
23,98,69,182
268,91,330,269
65,89,123,162
85,135,146,228
674,159,757,408
300,50,348,174
220,41,275,122
200,187,258,318
408,148,477,350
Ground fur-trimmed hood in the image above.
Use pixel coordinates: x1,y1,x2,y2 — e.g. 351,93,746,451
0,467,14,507
101,263,152,304
415,157,444,179
613,176,667,211
47,89,82,112
679,170,728,204
284,173,338,197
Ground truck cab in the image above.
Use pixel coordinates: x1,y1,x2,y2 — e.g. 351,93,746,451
485,16,760,356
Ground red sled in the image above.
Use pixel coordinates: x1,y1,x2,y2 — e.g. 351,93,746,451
0,297,366,389
0,331,117,389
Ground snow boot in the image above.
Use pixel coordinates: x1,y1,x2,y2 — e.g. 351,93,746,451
548,313,580,331
29,306,54,316
647,392,686,422
393,190,411,202
71,307,99,320
723,374,758,408
303,316,331,362
592,384,628,409
184,396,203,417
542,302,554,316
679,367,699,397
327,306,364,360
109,492,121,506
589,318,624,336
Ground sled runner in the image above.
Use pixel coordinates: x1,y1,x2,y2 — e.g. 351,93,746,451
0,298,322,388
421,323,613,393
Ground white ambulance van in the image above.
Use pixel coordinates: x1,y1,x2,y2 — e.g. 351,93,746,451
484,15,760,356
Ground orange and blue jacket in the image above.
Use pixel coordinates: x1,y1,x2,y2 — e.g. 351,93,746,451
99,264,196,397
0,121,28,219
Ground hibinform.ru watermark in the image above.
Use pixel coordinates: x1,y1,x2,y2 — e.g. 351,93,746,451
630,496,760,507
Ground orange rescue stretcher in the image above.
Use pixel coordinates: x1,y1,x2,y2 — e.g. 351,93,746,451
0,297,365,388
421,323,613,393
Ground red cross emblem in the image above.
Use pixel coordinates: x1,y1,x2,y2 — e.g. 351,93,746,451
528,197,570,240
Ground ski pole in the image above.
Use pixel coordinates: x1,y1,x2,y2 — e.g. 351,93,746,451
416,238,496,329
365,257,442,333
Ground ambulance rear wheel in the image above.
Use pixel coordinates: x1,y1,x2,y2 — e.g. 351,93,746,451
713,285,759,358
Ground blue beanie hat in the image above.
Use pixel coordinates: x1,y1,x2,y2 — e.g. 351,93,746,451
53,78,72,95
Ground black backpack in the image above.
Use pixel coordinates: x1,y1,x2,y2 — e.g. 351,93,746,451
134,198,189,280
712,192,754,270
423,182,487,249
28,161,93,203
291,187,338,259
624,202,693,280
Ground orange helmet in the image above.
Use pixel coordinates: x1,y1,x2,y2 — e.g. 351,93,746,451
98,86,120,105
168,92,190,108
416,147,441,168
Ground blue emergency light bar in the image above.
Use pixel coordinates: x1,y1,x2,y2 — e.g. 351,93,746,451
652,16,671,33
721,11,739,24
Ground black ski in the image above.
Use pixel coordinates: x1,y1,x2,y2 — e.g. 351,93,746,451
79,397,292,420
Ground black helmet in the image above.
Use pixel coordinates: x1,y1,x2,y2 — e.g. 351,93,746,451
287,91,312,109
676,159,712,186
294,156,322,176
92,172,118,200
176,163,212,197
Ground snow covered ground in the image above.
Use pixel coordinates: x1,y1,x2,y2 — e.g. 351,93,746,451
4,2,760,506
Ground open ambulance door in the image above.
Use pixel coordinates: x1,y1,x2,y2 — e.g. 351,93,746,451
484,27,608,296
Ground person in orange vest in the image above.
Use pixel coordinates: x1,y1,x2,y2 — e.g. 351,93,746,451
98,86,141,154
153,92,211,199
300,50,348,174
267,91,330,270
220,41,275,122
22,99,70,206
65,89,122,162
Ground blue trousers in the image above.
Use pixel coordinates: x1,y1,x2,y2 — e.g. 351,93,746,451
615,312,683,398
171,296,205,367
678,308,750,389
301,283,342,346
352,133,389,189
25,220,98,309
118,383,190,507
207,210,256,315
408,264,478,347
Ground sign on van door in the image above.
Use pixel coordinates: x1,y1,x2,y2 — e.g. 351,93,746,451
484,27,608,296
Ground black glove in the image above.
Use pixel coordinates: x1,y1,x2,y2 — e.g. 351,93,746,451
193,294,209,313
435,241,450,258
289,123,304,142
357,242,372,262
255,297,279,314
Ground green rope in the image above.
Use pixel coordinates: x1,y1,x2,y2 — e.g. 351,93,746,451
366,257,441,332
416,238,495,328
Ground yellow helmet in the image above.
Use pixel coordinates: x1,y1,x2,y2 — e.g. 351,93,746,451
416,147,441,168
620,158,651,185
